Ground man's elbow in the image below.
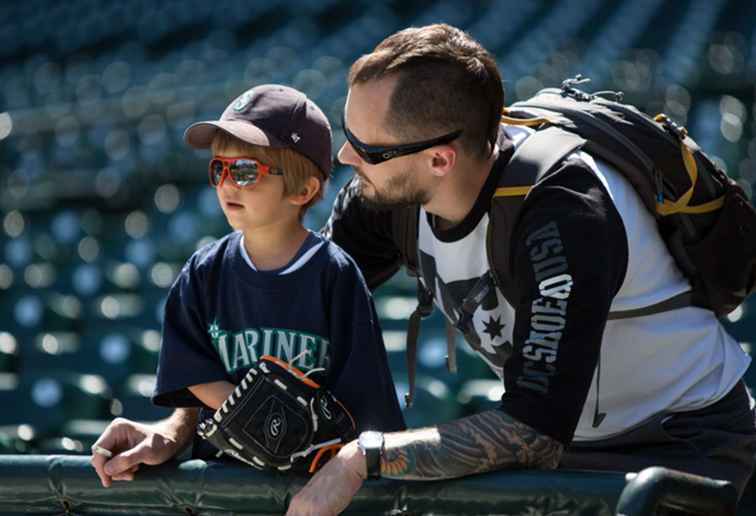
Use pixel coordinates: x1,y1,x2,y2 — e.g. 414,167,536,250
493,408,566,470
532,436,564,470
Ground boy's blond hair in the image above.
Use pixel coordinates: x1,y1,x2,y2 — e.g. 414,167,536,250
211,131,326,216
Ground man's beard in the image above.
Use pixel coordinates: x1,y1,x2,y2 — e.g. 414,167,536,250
355,168,430,211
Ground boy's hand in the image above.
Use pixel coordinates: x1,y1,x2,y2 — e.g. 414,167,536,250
90,409,198,487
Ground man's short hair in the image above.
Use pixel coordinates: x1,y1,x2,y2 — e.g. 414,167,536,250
348,23,504,159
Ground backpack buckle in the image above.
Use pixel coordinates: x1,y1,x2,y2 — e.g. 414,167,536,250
560,74,593,101
416,281,434,318
561,74,591,90
561,75,625,103
655,114,688,140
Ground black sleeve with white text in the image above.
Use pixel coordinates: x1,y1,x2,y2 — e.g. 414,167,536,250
499,159,629,446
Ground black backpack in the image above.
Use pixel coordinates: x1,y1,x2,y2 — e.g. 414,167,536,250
397,76,756,405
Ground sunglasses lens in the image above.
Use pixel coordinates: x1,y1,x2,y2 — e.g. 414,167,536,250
230,159,259,187
210,160,224,185
344,126,384,165
352,146,373,164
360,149,382,165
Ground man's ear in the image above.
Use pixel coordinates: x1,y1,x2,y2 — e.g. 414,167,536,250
428,145,456,177
287,176,321,207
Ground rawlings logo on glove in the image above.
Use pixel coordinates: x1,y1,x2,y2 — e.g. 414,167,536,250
197,355,356,473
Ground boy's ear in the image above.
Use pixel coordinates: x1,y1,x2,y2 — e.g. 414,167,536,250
287,176,321,207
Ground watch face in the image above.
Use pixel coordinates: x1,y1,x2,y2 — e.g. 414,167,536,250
360,431,383,449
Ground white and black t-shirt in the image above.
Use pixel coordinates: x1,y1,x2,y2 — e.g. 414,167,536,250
326,123,751,446
416,127,534,377
415,124,751,444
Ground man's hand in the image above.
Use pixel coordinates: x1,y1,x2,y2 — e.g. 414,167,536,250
90,408,198,487
286,440,365,516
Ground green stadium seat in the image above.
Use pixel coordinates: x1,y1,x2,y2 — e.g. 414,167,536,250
0,333,19,373
80,326,160,380
0,372,112,436
385,324,499,394
722,300,755,343
374,294,418,332
457,379,506,417
34,436,87,455
739,343,756,389
103,260,143,292
394,374,463,428
113,374,172,422
0,424,34,454
40,419,113,455
20,331,81,374
88,292,147,326
60,419,110,443
23,326,160,386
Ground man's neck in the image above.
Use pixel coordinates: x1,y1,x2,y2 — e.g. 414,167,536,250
425,146,499,230
242,218,309,271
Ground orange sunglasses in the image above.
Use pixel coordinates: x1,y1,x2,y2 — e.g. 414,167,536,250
208,156,284,189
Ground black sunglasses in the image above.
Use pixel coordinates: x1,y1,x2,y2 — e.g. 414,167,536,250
341,114,462,165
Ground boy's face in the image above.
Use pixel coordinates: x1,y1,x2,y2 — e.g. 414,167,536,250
211,142,295,232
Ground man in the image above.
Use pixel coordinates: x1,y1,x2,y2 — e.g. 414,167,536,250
93,23,756,515
285,23,756,514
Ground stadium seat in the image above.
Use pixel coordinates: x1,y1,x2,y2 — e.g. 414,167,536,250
58,418,110,449
0,372,112,436
0,333,19,373
0,424,34,454
457,379,506,417
114,374,172,422
394,374,463,428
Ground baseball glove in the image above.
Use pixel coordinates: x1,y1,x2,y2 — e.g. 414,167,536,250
197,355,356,473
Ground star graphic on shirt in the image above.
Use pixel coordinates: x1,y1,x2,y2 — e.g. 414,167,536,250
208,320,222,340
482,315,505,341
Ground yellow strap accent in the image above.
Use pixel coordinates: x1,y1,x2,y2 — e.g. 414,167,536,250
657,144,696,215
655,113,688,137
500,108,550,127
674,196,725,214
497,112,721,214
495,186,532,197
657,143,722,215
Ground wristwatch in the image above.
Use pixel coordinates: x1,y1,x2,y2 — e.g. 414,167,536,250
357,431,384,480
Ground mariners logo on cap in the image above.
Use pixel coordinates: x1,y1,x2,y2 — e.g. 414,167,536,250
233,91,254,113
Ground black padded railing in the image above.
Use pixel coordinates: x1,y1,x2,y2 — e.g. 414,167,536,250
616,466,738,516
0,455,739,516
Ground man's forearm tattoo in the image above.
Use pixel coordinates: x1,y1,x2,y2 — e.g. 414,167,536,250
380,409,564,480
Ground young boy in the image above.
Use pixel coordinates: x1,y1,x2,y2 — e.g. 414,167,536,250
151,84,405,463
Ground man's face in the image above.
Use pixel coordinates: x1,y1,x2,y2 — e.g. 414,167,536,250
337,78,433,208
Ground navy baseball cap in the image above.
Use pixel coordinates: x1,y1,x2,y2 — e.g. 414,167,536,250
184,84,332,177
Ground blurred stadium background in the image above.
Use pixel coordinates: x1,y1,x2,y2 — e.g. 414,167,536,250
0,0,754,457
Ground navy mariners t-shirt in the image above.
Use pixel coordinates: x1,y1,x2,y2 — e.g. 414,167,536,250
153,230,405,459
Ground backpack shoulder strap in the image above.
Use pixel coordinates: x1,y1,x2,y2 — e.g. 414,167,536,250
389,203,434,407
488,126,586,299
491,123,698,320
